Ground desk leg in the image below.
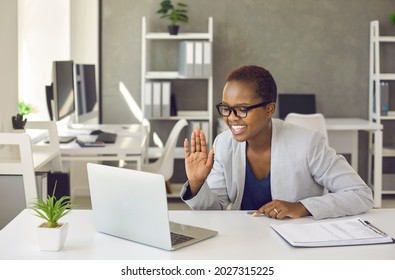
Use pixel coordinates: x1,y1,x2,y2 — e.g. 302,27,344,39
373,130,383,208
136,157,142,171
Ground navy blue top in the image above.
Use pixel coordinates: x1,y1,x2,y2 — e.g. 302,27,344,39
241,159,272,210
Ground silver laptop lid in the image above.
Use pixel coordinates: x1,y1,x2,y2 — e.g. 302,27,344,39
87,163,173,250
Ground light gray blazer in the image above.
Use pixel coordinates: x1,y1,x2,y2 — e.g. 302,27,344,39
181,118,374,220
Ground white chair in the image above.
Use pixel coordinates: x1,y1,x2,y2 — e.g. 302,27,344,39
25,121,63,172
125,119,188,193
0,121,64,229
0,133,37,229
284,113,329,144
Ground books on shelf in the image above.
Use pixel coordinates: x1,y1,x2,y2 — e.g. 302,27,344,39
143,81,173,118
271,217,394,247
178,40,212,78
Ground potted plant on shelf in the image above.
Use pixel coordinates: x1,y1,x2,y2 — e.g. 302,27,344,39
390,13,395,24
157,0,188,35
31,181,74,251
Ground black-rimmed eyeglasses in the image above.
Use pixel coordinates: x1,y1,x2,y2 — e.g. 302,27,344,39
216,101,273,118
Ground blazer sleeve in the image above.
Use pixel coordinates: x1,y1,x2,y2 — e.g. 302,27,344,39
180,133,233,210
300,132,374,219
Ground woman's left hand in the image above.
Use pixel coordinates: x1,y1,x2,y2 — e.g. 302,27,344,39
253,200,311,219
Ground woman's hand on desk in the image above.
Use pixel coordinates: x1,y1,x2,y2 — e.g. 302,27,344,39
184,128,214,195
253,200,311,219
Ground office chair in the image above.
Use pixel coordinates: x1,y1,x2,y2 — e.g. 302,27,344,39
125,119,188,193
284,113,329,144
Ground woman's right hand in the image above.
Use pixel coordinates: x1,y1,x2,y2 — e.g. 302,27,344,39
184,127,214,195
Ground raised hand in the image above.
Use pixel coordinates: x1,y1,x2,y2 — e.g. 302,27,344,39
184,127,214,195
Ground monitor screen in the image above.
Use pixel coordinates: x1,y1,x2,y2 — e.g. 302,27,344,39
51,60,75,121
278,93,316,120
74,64,98,124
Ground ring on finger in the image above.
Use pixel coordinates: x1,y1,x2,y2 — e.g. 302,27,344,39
273,208,279,214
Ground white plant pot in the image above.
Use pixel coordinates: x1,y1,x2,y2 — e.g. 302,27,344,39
36,222,69,251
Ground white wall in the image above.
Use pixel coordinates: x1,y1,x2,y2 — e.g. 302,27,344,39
18,0,71,121
0,0,18,133
17,0,98,122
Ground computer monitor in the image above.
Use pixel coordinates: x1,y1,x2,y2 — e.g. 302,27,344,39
278,93,316,120
74,64,98,124
46,60,75,121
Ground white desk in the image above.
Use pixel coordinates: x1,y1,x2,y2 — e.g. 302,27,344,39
59,125,147,168
56,124,148,198
1,209,394,260
325,118,383,208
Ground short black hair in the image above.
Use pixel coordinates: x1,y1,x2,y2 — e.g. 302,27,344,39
226,65,277,102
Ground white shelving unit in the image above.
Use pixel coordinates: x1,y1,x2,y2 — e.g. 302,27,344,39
369,20,395,195
141,17,214,159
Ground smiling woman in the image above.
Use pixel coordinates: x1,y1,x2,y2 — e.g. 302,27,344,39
180,65,374,221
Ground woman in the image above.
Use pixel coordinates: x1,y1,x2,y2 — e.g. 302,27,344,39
181,65,373,220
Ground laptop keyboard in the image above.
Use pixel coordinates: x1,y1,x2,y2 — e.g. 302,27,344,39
96,132,117,143
171,232,195,246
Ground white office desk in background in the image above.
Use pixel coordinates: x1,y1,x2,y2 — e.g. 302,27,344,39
59,124,148,166
57,124,148,198
1,209,394,260
325,118,383,208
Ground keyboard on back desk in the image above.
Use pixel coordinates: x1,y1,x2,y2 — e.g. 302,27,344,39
96,132,117,143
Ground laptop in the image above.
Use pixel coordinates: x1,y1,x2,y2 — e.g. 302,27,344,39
87,163,218,251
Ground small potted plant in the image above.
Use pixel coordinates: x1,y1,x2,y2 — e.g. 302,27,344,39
157,0,188,35
390,13,395,24
11,101,36,130
31,181,74,251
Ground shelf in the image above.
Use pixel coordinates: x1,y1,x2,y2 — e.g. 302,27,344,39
378,73,395,80
146,33,211,40
382,146,395,157
145,71,210,80
378,115,395,121
141,16,214,151
378,36,395,43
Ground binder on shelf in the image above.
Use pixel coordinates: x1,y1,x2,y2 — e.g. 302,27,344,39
161,82,171,117
144,82,153,118
170,93,178,116
152,82,162,118
194,41,203,77
178,41,194,77
187,120,201,139
203,41,212,77
200,121,210,140
381,82,389,116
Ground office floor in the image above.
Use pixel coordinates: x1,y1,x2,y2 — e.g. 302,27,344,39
73,186,395,210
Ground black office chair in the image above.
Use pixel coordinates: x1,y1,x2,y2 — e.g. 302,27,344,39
278,93,316,120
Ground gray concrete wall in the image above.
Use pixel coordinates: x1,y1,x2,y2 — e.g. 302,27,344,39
101,0,395,183
101,0,395,124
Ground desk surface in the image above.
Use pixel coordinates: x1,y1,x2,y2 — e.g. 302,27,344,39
325,118,382,130
58,124,147,157
1,209,394,260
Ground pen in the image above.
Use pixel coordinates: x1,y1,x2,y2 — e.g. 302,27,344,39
246,211,265,217
363,220,388,237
